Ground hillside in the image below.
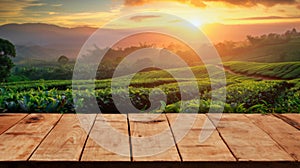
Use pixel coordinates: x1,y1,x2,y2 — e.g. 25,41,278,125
0,23,96,62
226,38,300,63
0,23,95,47
223,61,300,80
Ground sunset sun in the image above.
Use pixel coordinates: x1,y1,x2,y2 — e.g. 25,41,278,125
189,19,203,27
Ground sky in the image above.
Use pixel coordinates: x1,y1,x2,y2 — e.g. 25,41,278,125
0,0,300,41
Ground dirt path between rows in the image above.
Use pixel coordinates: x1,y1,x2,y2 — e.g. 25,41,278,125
216,65,281,80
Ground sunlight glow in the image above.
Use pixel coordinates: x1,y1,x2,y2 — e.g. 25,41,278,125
189,19,203,27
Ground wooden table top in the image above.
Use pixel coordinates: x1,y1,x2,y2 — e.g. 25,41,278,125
0,113,299,168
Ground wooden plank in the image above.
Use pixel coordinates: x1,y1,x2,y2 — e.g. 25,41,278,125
279,114,300,130
247,114,300,161
0,113,28,135
81,114,130,161
166,114,235,161
30,114,96,161
0,114,61,161
129,113,180,161
210,114,294,161
282,114,300,123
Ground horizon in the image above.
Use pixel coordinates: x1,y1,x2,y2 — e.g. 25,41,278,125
1,22,300,43
1,0,300,42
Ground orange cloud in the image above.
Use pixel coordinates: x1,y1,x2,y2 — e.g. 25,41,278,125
124,0,297,8
124,0,207,8
230,16,300,21
0,0,45,17
129,15,160,22
204,0,297,7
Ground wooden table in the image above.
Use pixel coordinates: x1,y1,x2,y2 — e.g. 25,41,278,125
0,113,299,168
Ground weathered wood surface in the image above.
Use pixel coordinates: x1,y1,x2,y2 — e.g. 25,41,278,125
0,113,27,134
279,114,300,130
81,114,130,161
208,114,294,161
30,114,91,161
0,114,61,161
166,114,235,161
0,113,299,167
129,113,180,161
247,114,300,161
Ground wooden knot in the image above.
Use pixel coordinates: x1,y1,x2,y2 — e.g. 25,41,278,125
25,115,44,124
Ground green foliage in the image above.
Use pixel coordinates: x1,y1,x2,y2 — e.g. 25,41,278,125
0,88,74,113
57,55,69,65
0,38,16,81
224,61,300,79
1,62,299,113
11,64,74,81
217,29,300,62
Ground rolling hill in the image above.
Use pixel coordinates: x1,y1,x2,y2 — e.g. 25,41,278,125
0,23,96,63
224,38,300,63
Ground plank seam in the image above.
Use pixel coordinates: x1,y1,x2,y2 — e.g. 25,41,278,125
79,114,98,161
164,113,183,162
245,114,297,161
273,114,300,130
0,114,29,136
27,114,63,161
205,114,238,161
127,113,133,162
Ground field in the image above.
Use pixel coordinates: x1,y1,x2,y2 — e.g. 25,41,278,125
220,35,300,63
1,61,299,113
223,61,300,79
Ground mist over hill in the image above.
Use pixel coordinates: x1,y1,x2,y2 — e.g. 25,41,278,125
0,23,96,62
0,23,300,64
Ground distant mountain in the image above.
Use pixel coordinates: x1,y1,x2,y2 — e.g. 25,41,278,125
0,23,96,47
0,23,96,63
1,23,300,64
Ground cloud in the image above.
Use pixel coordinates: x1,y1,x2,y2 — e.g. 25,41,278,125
0,0,45,17
124,0,207,8
123,0,297,8
129,15,160,22
204,0,297,7
51,4,63,7
124,0,149,6
48,12,58,15
229,16,300,20
277,9,286,13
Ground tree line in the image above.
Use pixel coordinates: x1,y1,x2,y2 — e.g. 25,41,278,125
215,28,300,57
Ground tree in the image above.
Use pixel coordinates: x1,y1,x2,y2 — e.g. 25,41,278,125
0,38,16,82
57,55,69,65
291,28,297,36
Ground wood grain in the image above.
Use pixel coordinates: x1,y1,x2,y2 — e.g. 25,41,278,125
0,114,61,161
30,114,95,161
212,114,294,161
166,114,235,161
0,113,28,135
280,114,300,130
247,114,300,161
282,114,300,123
81,114,130,161
0,113,298,164
129,113,180,161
